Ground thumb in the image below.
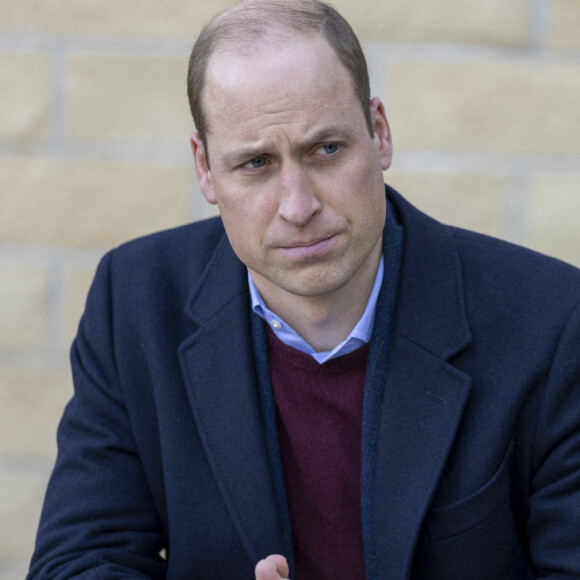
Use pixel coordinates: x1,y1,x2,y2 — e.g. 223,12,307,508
255,554,290,579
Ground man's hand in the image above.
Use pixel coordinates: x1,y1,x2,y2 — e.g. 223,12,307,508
255,554,290,580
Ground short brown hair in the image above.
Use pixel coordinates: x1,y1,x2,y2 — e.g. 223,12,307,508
187,0,373,153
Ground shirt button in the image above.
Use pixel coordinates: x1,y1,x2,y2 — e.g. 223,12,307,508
270,320,282,330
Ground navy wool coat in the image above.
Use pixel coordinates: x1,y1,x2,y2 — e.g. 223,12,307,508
29,187,580,579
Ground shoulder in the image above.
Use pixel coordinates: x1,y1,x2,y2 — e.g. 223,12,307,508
84,217,231,318
389,185,580,342
451,225,580,312
447,226,580,364
112,216,226,269
389,185,580,310
101,217,227,285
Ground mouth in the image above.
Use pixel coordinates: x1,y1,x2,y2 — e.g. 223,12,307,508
279,235,338,259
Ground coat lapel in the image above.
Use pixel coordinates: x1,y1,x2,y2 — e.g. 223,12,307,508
372,336,471,579
369,189,473,579
178,232,285,566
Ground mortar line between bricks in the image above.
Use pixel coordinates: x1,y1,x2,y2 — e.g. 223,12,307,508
48,43,68,153
530,0,551,51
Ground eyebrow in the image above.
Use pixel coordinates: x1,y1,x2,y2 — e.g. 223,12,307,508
222,147,268,167
306,124,355,144
220,123,356,166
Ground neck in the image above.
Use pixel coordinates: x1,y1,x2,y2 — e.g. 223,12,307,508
250,243,382,352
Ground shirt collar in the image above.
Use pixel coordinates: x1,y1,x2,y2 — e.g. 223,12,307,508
248,256,384,364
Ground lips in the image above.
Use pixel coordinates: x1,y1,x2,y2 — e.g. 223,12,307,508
284,236,332,248
279,235,337,259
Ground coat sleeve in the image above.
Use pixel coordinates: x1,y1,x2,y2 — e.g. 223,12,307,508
28,252,167,579
528,299,580,578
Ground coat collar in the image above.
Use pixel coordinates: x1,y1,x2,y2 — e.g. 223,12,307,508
183,231,247,326
388,185,471,359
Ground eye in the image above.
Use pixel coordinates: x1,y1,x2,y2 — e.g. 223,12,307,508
316,142,340,156
242,156,268,169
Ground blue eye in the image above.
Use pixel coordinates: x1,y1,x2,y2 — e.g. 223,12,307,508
319,143,339,155
243,157,267,169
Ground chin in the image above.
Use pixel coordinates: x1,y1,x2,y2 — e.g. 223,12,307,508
279,272,350,298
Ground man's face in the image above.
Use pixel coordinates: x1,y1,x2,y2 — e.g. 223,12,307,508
191,34,392,307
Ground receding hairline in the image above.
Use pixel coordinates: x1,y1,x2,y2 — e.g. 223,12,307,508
198,0,332,64
209,0,329,36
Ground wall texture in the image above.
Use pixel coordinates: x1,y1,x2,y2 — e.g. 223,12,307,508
1,0,579,577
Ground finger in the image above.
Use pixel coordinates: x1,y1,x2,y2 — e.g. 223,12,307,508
255,555,289,579
255,559,281,580
265,554,289,577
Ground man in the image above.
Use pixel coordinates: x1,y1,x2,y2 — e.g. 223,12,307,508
29,1,580,579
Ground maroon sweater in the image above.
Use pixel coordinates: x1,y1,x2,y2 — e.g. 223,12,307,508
266,327,368,579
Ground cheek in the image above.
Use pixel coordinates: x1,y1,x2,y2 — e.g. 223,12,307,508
334,162,386,218
216,179,278,227
216,195,271,260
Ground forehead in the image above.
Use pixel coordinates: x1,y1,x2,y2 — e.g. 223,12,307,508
203,34,356,134
207,30,339,81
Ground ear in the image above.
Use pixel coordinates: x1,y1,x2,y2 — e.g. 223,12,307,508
369,97,393,171
190,132,217,204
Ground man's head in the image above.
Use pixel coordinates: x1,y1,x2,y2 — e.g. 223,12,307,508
188,11,392,312
187,0,373,156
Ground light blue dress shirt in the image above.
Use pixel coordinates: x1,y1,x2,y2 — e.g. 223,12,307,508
248,256,384,364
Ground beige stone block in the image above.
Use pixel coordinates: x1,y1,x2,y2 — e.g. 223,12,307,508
0,470,50,559
0,561,30,580
0,368,71,457
0,156,191,247
63,266,97,349
1,0,235,37
0,52,50,140
334,0,528,45
526,173,580,265
1,0,526,44
388,60,580,156
67,54,192,143
549,0,580,49
0,267,48,350
387,171,510,238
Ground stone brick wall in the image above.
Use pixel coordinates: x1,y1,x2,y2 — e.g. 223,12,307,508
1,1,579,577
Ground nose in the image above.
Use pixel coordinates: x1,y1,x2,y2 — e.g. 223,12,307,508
277,164,322,226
